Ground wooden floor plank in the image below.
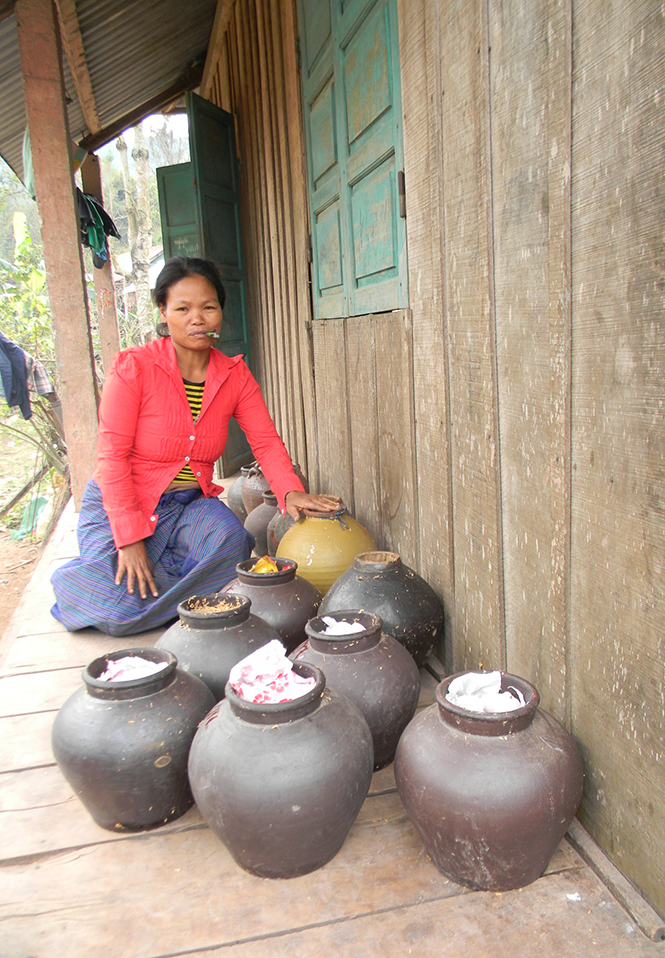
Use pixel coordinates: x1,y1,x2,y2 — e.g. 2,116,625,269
0,808,468,958
0,628,164,677
0,764,205,863
185,868,665,958
0,667,83,717
0,711,56,772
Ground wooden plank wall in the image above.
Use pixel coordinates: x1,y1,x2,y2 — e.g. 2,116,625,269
397,0,665,919
203,0,665,917
569,0,665,916
203,0,318,489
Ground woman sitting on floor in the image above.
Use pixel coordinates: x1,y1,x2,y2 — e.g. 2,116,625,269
51,256,336,637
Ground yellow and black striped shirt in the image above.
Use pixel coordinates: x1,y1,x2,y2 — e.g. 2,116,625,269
172,380,205,484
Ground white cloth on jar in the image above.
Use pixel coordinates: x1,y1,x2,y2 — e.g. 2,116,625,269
445,671,526,713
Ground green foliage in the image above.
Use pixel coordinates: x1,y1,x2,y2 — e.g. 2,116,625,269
0,161,42,262
0,234,56,382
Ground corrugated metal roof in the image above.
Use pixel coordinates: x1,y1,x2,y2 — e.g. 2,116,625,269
0,0,217,180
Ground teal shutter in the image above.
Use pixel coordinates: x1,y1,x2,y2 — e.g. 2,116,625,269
298,0,407,319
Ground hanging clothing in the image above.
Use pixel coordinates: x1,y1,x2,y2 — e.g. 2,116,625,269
51,480,253,636
0,331,31,419
24,352,55,396
76,189,120,268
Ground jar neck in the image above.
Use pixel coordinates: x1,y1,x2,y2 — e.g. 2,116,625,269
435,672,539,736
177,594,251,630
305,611,382,654
353,551,402,576
226,661,324,724
83,648,177,701
236,557,297,586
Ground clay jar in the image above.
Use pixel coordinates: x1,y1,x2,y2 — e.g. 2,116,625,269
241,464,271,514
395,672,584,891
222,557,322,653
244,491,279,556
320,551,445,667
266,510,295,556
51,648,215,831
293,611,421,769
276,502,377,595
156,594,280,700
226,464,252,523
188,661,374,878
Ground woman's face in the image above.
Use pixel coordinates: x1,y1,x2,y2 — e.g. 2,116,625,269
160,275,223,352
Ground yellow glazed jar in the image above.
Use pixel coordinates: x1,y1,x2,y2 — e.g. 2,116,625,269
276,505,377,596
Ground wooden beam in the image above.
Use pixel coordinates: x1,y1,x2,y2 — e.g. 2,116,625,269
78,60,204,153
80,153,120,373
15,0,99,507
201,0,235,98
54,0,101,136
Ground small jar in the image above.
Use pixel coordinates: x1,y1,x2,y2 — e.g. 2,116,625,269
188,661,374,878
51,647,215,831
293,610,421,768
244,491,280,556
320,551,445,666
276,500,376,595
223,557,321,653
156,594,281,700
395,672,585,890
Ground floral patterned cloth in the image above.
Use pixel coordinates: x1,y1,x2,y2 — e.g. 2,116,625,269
229,640,316,704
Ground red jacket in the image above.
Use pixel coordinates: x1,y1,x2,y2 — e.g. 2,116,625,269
94,337,304,548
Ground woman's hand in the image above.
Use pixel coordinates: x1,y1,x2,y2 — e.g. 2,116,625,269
284,490,341,521
116,540,159,599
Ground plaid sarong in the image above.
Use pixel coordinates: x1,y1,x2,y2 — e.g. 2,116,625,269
51,479,254,637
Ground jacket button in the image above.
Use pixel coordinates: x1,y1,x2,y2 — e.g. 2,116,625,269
150,515,157,522
185,456,190,462
189,435,195,441
196,472,201,477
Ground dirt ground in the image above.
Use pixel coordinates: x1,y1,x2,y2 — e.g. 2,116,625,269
0,534,42,638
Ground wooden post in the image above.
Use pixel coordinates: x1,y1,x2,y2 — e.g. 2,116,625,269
15,0,99,507
80,153,121,374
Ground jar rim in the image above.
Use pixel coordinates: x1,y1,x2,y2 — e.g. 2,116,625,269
234,557,298,581
177,592,251,622
224,660,325,723
83,647,177,698
353,551,401,571
435,671,539,735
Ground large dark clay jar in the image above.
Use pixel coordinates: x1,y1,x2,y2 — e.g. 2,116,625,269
241,464,271,515
188,661,374,878
222,557,322,653
156,594,281,700
226,464,252,523
293,611,420,769
244,491,279,556
395,672,584,891
51,648,215,831
319,551,444,667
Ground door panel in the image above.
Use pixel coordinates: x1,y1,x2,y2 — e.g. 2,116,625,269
156,163,198,259
156,94,254,475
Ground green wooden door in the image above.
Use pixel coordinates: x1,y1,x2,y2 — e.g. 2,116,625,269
156,93,253,475
298,0,407,319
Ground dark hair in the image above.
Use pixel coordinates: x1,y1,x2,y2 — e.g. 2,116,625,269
153,256,226,313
